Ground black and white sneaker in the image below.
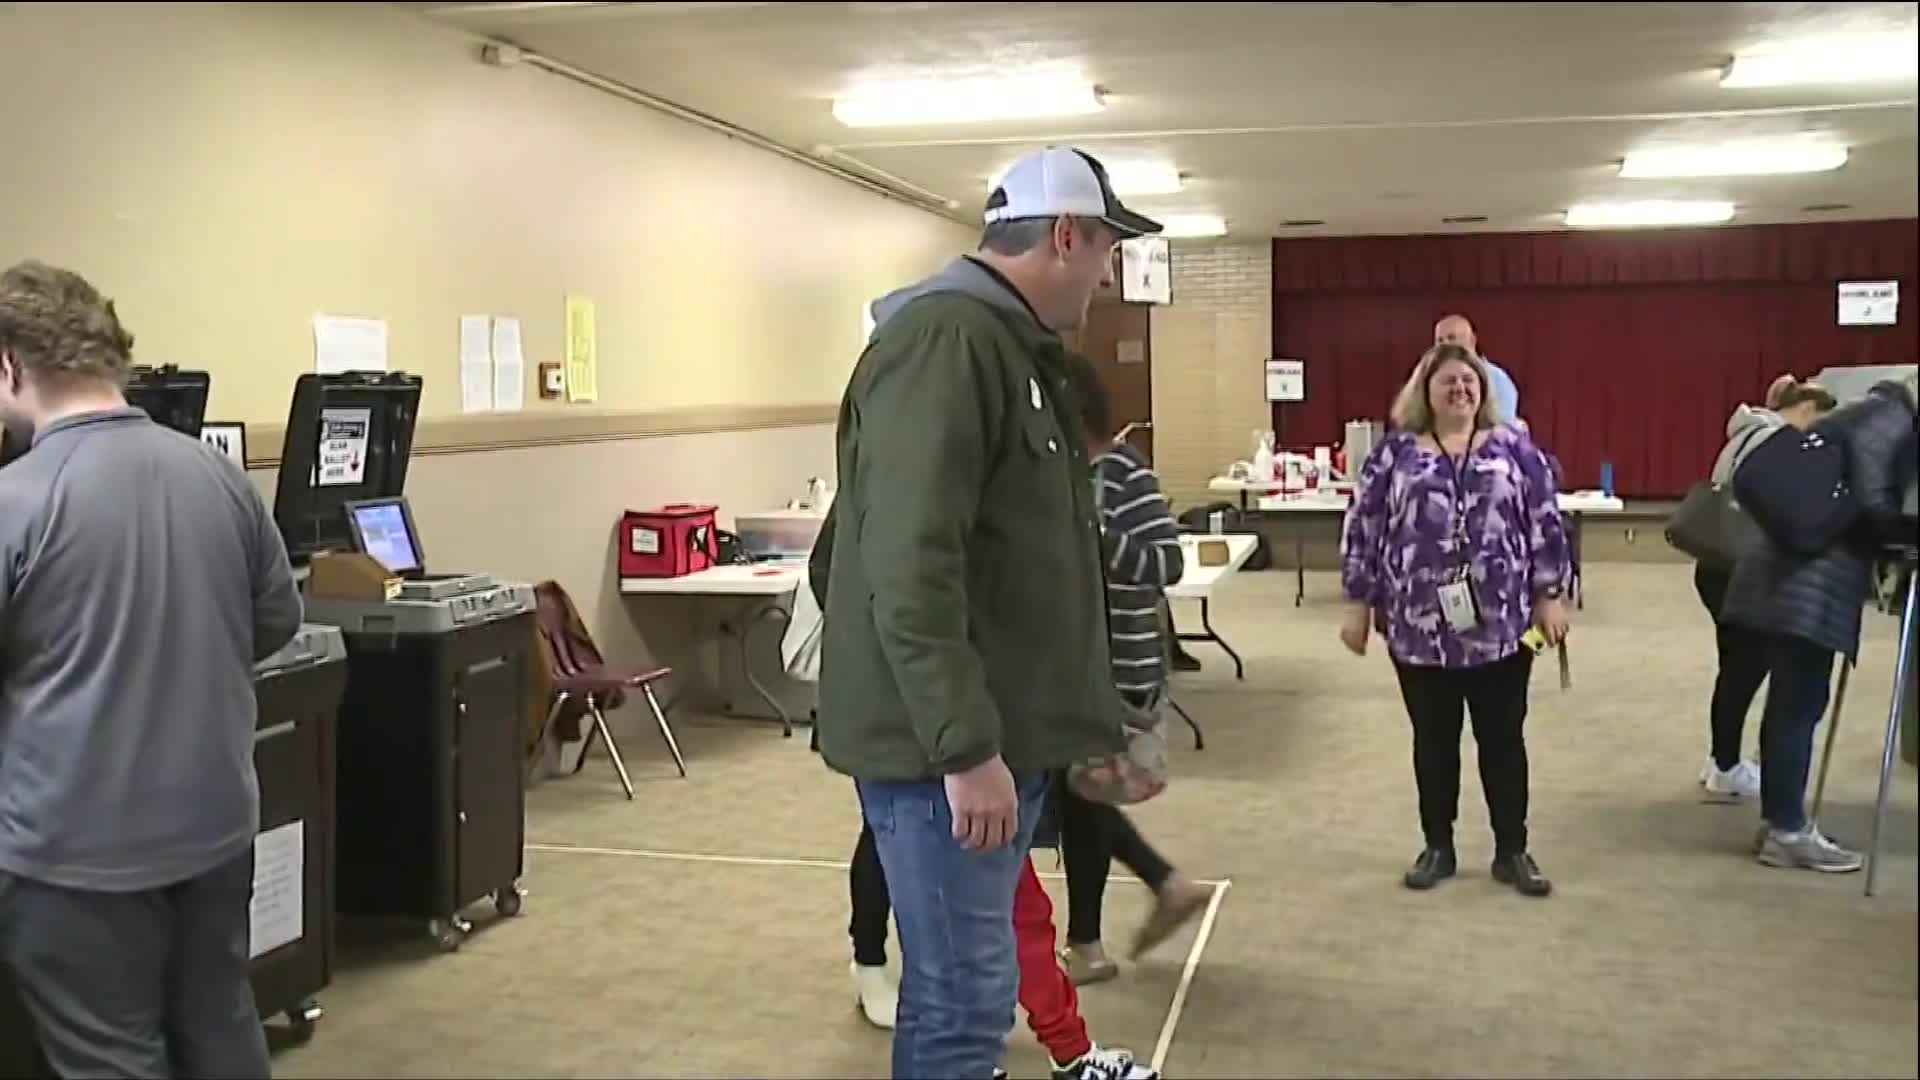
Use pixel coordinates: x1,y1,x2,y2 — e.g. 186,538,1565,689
1053,1044,1160,1080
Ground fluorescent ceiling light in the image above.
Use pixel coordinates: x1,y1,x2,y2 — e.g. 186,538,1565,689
833,74,1104,128
1721,32,1919,88
1159,213,1228,238
984,160,1183,197
1564,200,1736,228
1620,139,1849,178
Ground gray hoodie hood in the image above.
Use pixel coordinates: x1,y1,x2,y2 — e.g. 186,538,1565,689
1710,403,1786,487
866,256,1043,343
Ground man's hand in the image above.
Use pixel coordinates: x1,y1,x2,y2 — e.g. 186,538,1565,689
1534,596,1571,646
1339,602,1371,657
944,755,1018,851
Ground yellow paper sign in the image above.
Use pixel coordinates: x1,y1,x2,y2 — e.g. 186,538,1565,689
564,295,598,403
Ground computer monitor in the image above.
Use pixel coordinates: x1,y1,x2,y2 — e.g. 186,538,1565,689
125,365,211,438
342,496,425,576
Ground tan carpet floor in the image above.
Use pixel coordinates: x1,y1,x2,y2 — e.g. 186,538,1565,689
272,562,1919,1079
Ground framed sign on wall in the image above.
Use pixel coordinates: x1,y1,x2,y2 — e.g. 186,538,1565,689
200,421,248,468
1120,236,1171,305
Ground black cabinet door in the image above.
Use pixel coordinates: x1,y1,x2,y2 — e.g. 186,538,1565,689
451,652,527,907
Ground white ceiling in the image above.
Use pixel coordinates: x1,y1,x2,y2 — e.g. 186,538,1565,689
415,1,1920,239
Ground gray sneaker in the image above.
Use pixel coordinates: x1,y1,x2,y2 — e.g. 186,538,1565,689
1757,825,1864,873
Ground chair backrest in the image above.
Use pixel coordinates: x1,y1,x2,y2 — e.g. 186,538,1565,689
533,579,605,679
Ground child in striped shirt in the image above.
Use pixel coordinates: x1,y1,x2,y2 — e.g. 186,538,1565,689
1053,355,1211,985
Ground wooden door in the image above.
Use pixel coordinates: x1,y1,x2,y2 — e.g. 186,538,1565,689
1074,299,1155,461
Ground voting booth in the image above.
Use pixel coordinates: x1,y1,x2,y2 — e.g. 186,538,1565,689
277,372,536,953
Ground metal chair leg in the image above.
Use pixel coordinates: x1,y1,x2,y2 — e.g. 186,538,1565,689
643,683,688,778
529,695,567,783
590,702,636,801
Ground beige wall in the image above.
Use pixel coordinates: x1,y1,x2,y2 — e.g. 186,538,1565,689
2,2,969,680
1151,241,1274,506
0,3,965,423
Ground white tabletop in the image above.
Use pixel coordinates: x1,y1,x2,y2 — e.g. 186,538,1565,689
1166,533,1259,600
621,561,804,597
1252,491,1626,514
1210,476,1354,493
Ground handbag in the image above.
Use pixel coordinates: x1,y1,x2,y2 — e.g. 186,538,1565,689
1665,481,1763,569
1666,424,1773,568
1066,693,1170,806
1732,423,1862,557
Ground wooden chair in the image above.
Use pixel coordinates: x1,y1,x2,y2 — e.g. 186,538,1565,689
531,580,685,799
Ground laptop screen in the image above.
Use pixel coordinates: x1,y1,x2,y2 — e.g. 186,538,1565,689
346,499,422,575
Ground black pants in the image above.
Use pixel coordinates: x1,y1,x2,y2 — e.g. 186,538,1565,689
1392,650,1535,858
1057,784,1175,946
849,822,891,967
1758,633,1836,833
1695,564,1771,771
0,848,268,1079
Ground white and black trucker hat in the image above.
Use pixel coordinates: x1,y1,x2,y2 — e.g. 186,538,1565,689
983,147,1164,239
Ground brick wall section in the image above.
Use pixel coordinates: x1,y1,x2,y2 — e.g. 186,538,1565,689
1151,240,1274,508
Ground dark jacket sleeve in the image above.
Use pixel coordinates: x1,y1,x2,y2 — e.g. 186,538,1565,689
1843,381,1920,544
808,503,836,609
848,315,1007,774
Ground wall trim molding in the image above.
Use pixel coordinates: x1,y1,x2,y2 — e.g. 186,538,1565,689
244,401,837,470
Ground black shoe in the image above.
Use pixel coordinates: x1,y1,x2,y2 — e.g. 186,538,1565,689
1403,847,1456,890
1172,650,1203,673
1491,852,1552,897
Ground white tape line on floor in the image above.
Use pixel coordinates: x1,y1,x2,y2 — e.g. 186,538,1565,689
527,840,1228,888
1150,878,1232,1074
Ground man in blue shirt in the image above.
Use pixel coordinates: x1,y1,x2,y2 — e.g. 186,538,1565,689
1434,314,1519,425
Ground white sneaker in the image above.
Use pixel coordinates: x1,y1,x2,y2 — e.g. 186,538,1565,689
1758,824,1864,873
850,961,897,1029
1699,757,1760,803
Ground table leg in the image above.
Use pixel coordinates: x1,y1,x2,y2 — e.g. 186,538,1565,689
1176,598,1244,681
1167,695,1203,751
1570,511,1585,610
721,601,795,737
1294,522,1305,607
1865,563,1918,897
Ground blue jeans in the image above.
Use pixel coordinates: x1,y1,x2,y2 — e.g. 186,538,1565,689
855,769,1051,1080
1759,634,1836,832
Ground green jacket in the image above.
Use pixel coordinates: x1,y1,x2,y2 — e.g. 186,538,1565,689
811,257,1124,781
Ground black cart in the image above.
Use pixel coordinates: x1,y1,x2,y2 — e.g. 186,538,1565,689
275,372,534,954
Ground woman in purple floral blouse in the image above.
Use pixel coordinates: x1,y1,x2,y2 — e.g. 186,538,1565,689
1339,343,1573,897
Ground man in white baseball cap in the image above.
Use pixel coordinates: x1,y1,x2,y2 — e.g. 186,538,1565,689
810,146,1161,1080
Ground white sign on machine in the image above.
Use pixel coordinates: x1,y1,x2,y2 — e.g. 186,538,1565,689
316,407,371,487
249,820,304,959
1837,280,1899,326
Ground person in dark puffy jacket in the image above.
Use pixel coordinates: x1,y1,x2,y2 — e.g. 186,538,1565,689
1721,375,1918,872
1693,378,1836,803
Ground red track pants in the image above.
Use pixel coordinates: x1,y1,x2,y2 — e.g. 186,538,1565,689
1015,857,1092,1065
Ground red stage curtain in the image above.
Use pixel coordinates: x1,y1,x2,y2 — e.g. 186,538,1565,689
1272,220,1918,497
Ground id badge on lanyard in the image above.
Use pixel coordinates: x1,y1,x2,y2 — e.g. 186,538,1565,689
1436,451,1481,634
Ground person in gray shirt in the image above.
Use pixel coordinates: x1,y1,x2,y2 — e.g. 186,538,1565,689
0,260,302,1078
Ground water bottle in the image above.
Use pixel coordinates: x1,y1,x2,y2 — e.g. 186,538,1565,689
1599,461,1614,497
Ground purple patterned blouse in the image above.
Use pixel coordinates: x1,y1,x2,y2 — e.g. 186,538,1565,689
1340,426,1572,669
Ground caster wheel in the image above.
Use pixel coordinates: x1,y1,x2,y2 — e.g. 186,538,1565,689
493,888,523,918
428,919,464,953
285,1001,322,1044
